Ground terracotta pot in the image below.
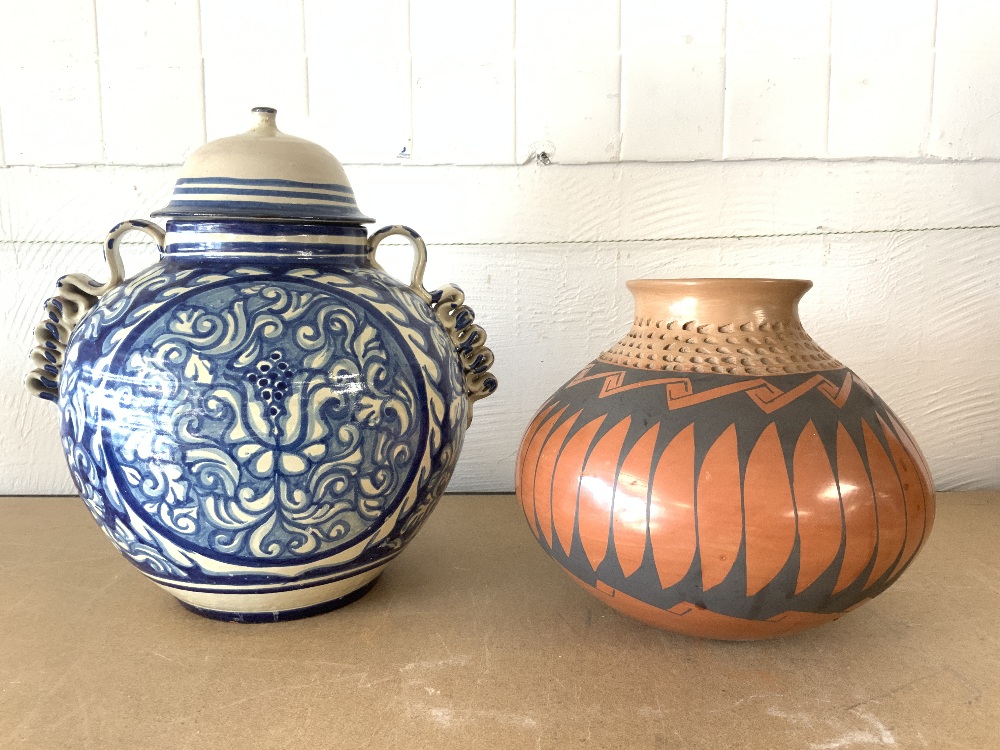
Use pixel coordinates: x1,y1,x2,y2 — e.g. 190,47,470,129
516,278,933,640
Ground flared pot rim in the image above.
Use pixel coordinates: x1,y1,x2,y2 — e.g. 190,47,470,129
626,277,813,289
624,278,815,325
626,278,814,303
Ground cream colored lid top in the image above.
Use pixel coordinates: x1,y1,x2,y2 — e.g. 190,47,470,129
152,108,372,223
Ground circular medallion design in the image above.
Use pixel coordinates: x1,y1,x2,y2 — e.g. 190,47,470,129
100,279,428,563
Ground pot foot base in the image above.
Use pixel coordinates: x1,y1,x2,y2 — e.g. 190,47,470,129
157,566,386,623
177,576,382,623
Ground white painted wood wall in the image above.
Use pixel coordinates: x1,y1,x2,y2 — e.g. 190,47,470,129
2,0,998,493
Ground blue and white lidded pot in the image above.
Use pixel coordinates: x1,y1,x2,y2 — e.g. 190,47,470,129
26,107,497,622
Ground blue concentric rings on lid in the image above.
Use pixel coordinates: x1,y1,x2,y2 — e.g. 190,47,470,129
154,176,371,222
152,107,374,224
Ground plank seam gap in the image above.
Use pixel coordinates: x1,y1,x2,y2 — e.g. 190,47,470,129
12,157,1000,168
10,223,998,248
410,223,1000,245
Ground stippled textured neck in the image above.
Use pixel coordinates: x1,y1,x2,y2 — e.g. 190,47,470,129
599,317,842,376
602,279,842,376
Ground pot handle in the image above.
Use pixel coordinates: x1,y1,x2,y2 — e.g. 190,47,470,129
368,225,497,425
25,219,165,402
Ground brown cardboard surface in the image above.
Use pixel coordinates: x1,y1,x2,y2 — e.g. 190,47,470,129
1,492,998,749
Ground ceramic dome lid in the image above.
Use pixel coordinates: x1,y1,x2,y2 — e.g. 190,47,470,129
152,107,372,223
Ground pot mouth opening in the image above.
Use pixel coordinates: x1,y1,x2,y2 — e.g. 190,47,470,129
625,278,815,326
626,277,813,288
626,277,814,300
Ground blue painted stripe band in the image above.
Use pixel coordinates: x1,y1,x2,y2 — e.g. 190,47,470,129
166,220,367,237
176,176,354,193
160,199,361,214
149,554,397,593
154,201,374,222
164,242,367,254
173,187,357,203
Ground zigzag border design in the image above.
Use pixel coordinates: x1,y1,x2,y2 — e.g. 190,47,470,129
567,364,870,413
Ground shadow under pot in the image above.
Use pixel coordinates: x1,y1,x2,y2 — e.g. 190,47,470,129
516,278,933,640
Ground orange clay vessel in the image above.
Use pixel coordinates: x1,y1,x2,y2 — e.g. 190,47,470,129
515,279,934,640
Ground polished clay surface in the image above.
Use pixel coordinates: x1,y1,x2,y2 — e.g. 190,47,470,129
517,279,933,639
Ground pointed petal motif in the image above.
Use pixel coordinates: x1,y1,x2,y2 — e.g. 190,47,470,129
792,421,844,594
743,423,796,597
833,423,878,593
515,402,561,516
887,413,936,543
612,424,660,578
888,413,934,484
649,424,697,588
577,417,632,572
551,415,607,556
696,424,743,591
516,405,568,536
862,419,907,588
878,415,930,579
531,411,581,547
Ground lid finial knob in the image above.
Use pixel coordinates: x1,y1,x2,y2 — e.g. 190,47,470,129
250,106,279,133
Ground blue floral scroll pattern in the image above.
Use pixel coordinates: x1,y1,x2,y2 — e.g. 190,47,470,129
59,263,463,581
59,264,217,578
286,266,470,554
111,280,426,561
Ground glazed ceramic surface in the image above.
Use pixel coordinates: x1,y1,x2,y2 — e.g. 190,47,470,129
516,279,933,640
27,109,496,621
